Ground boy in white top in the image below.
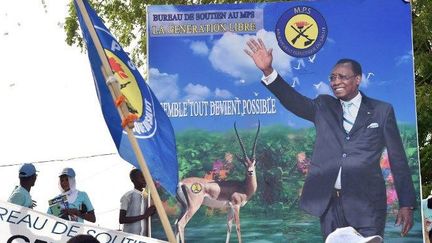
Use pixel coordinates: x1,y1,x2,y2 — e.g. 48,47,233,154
119,168,156,236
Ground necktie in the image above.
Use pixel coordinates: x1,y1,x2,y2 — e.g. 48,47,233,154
342,102,354,133
335,102,354,190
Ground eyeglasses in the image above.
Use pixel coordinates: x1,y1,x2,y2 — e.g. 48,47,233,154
328,74,357,82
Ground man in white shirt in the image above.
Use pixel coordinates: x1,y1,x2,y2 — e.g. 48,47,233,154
119,168,156,236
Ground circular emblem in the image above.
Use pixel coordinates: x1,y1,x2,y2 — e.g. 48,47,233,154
275,6,327,57
105,50,143,117
191,183,202,193
95,27,157,139
104,49,157,139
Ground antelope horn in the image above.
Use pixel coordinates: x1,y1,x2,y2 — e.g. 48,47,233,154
234,122,249,161
252,120,260,160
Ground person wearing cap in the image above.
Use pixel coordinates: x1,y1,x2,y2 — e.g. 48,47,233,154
119,168,156,236
8,163,38,208
48,167,96,223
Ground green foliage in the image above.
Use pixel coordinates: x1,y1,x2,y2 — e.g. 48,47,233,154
173,125,418,213
413,0,432,198
65,0,147,67
175,125,313,211
412,0,432,85
177,130,226,178
417,84,432,194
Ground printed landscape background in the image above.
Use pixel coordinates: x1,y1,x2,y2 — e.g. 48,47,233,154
0,0,428,242
143,1,423,242
69,0,432,242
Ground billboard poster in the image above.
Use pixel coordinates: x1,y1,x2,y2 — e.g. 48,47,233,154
147,1,422,242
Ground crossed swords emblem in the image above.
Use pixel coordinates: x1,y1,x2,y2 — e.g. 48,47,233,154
291,22,315,47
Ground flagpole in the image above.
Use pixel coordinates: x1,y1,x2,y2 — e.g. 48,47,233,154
74,1,176,242
147,189,152,237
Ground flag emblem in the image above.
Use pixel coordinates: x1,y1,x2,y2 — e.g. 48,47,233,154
74,0,178,195
106,50,143,118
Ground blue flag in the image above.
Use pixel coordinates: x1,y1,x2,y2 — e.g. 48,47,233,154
74,0,178,195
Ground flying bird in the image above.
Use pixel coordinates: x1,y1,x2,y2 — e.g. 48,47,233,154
253,92,259,97
291,78,300,88
313,82,322,89
308,54,316,63
293,62,301,70
366,72,375,80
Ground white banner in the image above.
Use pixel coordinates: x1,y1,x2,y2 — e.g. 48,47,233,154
0,201,167,243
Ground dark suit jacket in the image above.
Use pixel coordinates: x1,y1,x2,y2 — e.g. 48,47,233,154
266,75,416,228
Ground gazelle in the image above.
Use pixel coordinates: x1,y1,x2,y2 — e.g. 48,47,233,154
175,122,260,243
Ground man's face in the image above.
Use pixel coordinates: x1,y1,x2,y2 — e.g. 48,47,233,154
133,172,146,189
30,174,37,186
329,63,361,101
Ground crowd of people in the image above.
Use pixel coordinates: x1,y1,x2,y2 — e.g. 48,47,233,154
7,163,156,240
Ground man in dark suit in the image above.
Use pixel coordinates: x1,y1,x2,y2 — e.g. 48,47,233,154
244,38,416,240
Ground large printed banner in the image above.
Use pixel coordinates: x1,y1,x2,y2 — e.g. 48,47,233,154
0,201,166,243
147,1,423,242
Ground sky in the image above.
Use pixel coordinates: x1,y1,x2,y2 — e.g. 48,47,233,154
147,0,417,132
0,0,133,231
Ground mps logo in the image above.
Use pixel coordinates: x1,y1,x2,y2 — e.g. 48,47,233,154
191,183,203,194
275,6,327,57
105,50,157,138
